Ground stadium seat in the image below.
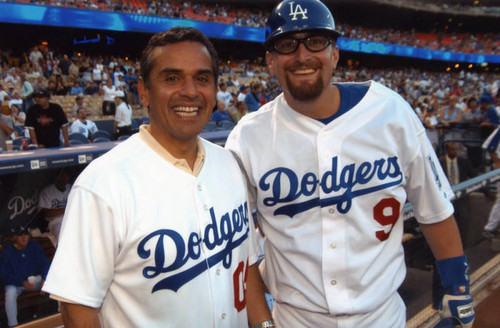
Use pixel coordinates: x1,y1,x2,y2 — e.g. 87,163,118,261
90,130,112,142
69,139,84,146
219,121,235,130
117,135,130,141
68,133,89,144
204,121,217,132
93,137,112,143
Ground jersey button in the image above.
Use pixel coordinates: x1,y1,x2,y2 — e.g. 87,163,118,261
331,280,337,286
329,208,335,214
216,269,221,275
197,184,203,191
221,313,226,319
204,204,209,211
330,243,337,249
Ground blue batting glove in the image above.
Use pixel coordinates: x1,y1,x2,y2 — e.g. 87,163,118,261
436,255,475,328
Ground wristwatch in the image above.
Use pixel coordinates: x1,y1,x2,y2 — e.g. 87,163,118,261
251,319,276,328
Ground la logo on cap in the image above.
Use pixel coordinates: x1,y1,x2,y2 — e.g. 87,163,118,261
289,2,308,21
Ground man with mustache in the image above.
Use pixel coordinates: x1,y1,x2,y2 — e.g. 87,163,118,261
226,0,474,327
43,27,272,328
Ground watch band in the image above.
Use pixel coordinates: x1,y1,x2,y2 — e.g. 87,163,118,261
251,319,276,328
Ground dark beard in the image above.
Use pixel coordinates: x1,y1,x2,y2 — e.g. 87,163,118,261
285,72,325,102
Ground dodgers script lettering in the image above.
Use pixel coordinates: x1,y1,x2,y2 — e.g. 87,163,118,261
259,156,403,217
137,202,250,293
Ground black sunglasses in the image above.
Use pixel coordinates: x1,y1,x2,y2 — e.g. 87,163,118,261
272,35,333,54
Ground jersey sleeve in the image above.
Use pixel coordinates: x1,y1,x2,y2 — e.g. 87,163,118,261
405,129,454,224
38,186,53,210
89,121,98,134
42,185,119,308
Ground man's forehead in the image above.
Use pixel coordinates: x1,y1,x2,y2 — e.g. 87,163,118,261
151,42,213,72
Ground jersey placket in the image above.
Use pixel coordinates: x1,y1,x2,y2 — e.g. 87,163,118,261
316,126,351,315
193,176,233,327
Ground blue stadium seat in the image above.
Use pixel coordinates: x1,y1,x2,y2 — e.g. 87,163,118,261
204,121,217,132
69,139,85,146
219,120,235,130
93,137,112,143
117,135,130,141
91,130,112,142
69,132,89,144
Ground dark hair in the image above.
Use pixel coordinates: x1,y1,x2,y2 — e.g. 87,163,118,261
140,27,219,88
467,97,477,106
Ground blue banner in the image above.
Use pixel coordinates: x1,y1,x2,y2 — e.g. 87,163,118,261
0,3,499,64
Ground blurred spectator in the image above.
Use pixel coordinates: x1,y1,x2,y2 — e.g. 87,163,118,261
29,46,43,74
72,95,85,116
216,82,232,108
463,97,482,123
439,141,474,186
210,100,235,125
124,68,139,105
101,78,117,116
237,85,249,102
91,62,103,85
233,101,248,123
54,77,69,96
70,107,97,139
10,103,26,128
245,81,262,112
47,80,56,95
39,170,72,241
0,225,50,328
113,90,132,139
479,94,499,138
112,66,124,85
43,54,55,79
84,80,99,95
25,90,69,148
8,91,23,112
68,59,80,83
59,54,71,82
69,81,84,95
0,84,10,103
439,94,462,126
0,100,14,150
20,73,34,113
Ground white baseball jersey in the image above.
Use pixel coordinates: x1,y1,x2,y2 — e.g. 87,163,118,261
43,129,260,327
115,102,132,127
39,182,71,240
70,119,98,138
217,90,232,107
226,81,454,327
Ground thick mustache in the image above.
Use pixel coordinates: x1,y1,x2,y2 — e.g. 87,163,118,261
286,60,321,71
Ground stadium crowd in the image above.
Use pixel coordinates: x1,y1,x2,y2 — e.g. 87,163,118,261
1,43,499,141
6,0,500,55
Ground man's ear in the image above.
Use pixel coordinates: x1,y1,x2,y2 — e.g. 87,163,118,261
137,77,149,108
266,51,277,77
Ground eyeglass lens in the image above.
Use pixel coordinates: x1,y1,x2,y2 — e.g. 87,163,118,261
274,36,331,54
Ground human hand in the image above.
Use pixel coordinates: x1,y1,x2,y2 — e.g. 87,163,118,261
436,294,474,328
23,280,36,291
